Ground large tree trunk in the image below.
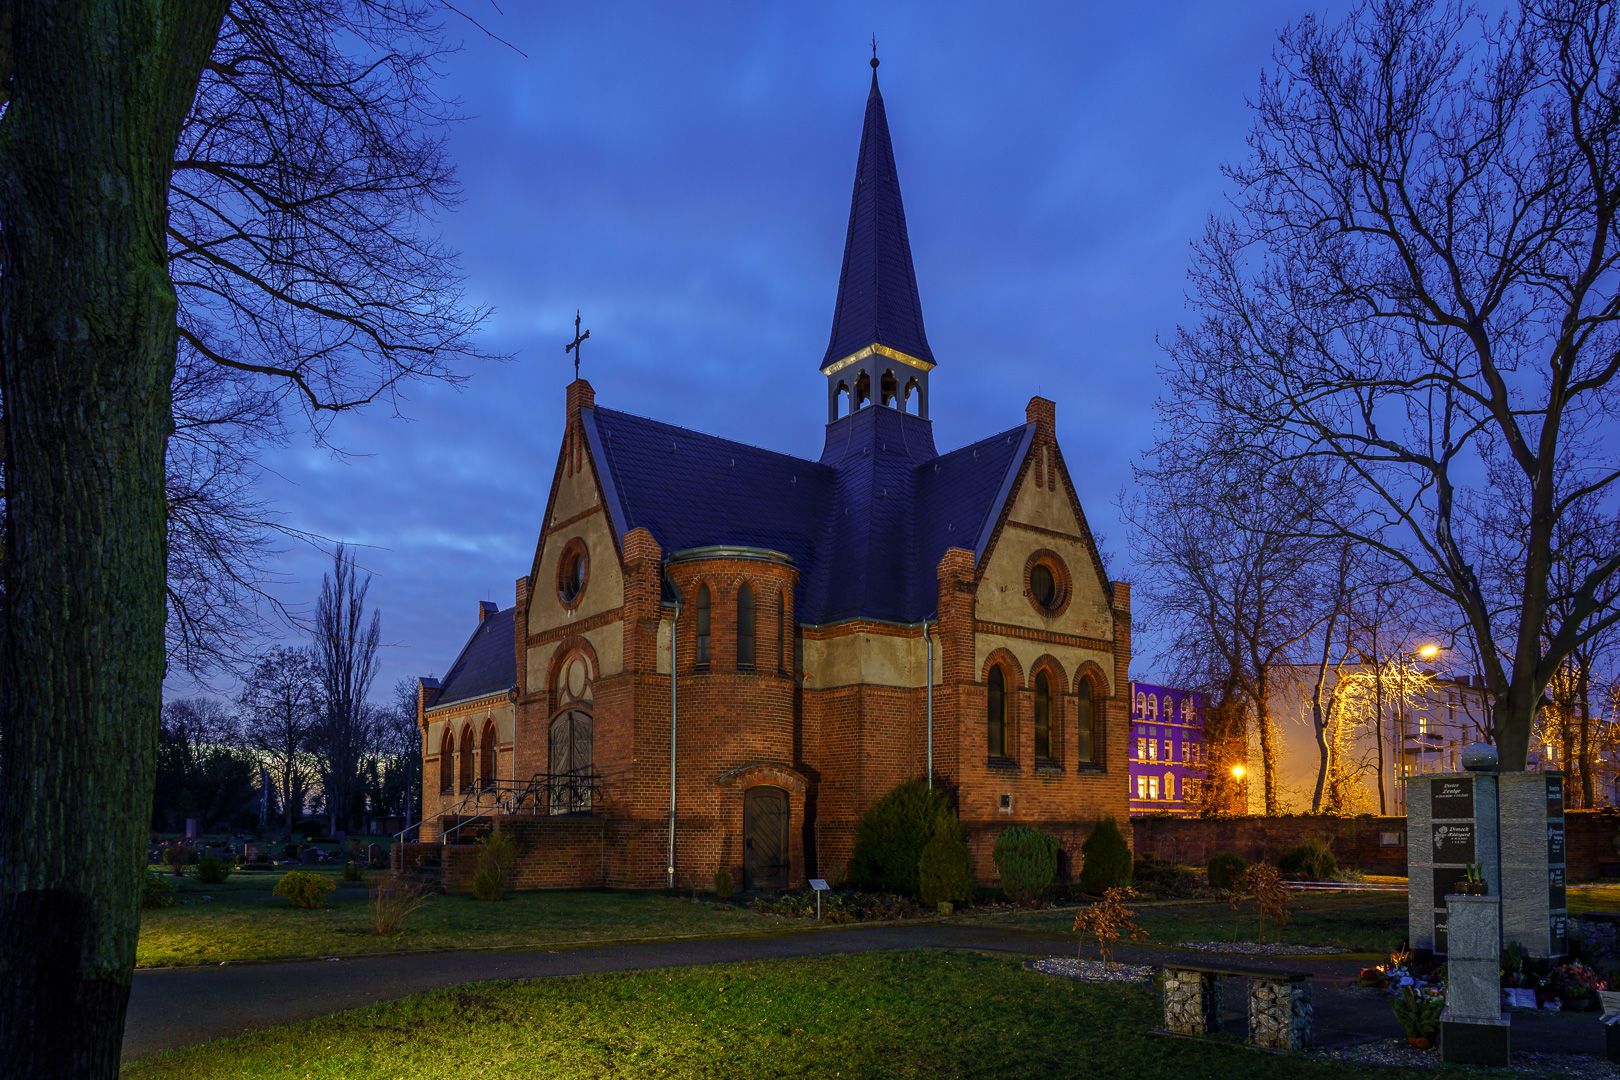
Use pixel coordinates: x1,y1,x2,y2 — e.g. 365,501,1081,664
0,4,224,1075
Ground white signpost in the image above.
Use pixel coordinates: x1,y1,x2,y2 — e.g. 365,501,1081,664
809,878,830,920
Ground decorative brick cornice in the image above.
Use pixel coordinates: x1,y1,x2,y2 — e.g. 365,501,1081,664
974,618,1113,654
527,605,624,648
424,692,514,722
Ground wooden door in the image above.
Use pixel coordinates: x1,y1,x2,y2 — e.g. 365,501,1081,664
743,786,789,890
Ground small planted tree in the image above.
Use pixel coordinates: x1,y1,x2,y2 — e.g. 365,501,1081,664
918,811,974,911
993,826,1059,905
1231,862,1292,943
1073,886,1149,969
1079,816,1132,894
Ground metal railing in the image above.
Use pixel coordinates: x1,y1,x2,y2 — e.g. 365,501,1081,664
427,770,604,845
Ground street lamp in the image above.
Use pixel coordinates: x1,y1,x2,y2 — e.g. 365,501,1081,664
1230,764,1245,780
1417,644,1441,661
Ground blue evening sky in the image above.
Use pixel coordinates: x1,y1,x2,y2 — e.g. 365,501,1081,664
169,1,1339,702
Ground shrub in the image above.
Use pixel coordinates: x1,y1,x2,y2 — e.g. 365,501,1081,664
848,779,953,896
142,872,176,909
1131,854,1201,899
1391,985,1443,1040
273,870,336,909
1278,837,1337,881
195,853,233,885
713,868,735,902
370,874,431,934
1207,851,1247,892
1079,816,1132,894
1073,886,1148,967
341,859,364,883
469,831,518,901
162,843,193,877
918,812,973,909
993,825,1059,904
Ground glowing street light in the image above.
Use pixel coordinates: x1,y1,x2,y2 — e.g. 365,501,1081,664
1231,764,1246,780
1417,644,1441,660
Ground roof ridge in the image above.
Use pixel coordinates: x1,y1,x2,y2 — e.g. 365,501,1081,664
594,405,832,473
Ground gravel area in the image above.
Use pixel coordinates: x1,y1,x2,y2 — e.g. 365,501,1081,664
1310,1036,1616,1077
1028,956,1154,984
1176,941,1349,956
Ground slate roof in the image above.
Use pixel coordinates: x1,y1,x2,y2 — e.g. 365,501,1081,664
821,69,935,371
427,607,516,709
583,403,1032,625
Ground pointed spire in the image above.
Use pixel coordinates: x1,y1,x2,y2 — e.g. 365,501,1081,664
821,58,935,374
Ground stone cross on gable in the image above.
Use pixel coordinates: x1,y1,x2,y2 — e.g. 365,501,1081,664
565,310,590,380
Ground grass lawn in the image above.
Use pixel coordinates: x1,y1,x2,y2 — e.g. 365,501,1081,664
973,891,1414,955
123,950,1462,1080
138,870,785,967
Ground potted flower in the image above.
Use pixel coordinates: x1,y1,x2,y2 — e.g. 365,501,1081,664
1391,985,1444,1049
1549,961,1607,1011
1462,863,1488,896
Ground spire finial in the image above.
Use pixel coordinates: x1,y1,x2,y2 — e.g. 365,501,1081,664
870,34,879,69
565,309,590,380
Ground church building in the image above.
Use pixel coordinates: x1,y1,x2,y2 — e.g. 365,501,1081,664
408,62,1132,893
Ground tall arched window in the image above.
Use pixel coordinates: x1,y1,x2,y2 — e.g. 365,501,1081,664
479,719,496,790
988,667,1007,758
694,584,711,667
439,728,454,793
737,582,755,669
1076,679,1095,763
1034,672,1053,760
776,590,786,674
458,723,474,793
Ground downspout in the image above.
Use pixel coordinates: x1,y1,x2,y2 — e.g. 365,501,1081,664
922,617,936,789
666,575,682,890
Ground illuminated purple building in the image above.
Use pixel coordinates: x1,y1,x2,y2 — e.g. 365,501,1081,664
1128,681,1207,817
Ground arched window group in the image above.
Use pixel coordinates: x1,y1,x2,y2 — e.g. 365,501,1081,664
436,715,501,799
688,579,788,674
984,659,1103,768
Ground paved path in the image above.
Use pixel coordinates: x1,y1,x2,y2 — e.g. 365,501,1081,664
123,925,1606,1063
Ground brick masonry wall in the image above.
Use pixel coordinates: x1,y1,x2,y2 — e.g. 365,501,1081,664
1132,814,1411,874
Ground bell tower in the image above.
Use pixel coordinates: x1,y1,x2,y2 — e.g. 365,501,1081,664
822,55,936,424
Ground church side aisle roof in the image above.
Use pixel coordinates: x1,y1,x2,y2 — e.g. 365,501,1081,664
821,69,934,371
583,402,1032,625
427,606,516,709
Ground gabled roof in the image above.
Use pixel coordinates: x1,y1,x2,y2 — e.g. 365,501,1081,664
582,401,1031,625
821,69,934,372
426,607,515,710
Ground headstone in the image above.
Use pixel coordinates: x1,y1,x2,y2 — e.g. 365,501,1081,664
1439,894,1511,1065
1499,771,1567,961
1407,771,1499,954
367,843,382,868
300,847,321,865
244,842,260,864
185,819,201,841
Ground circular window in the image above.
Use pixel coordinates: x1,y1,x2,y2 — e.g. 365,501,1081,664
1024,550,1070,616
557,540,588,607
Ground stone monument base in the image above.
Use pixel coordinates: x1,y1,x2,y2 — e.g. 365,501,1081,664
1439,1012,1510,1067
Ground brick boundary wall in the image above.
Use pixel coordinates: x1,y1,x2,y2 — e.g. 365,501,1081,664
1131,815,1410,875
1132,808,1620,881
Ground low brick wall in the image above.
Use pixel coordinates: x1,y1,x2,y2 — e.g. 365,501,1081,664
496,816,606,889
1131,815,1409,874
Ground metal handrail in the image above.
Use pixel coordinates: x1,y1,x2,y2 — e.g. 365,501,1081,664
432,770,604,845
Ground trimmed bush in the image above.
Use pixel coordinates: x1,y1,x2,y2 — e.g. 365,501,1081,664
713,868,735,902
1079,816,1132,894
1207,851,1247,892
341,859,364,883
273,870,336,908
918,812,973,909
1278,837,1337,881
142,872,176,909
162,843,193,877
994,825,1059,904
195,853,233,884
848,779,953,896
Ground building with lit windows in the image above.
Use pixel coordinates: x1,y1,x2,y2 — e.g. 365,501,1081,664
1127,682,1207,817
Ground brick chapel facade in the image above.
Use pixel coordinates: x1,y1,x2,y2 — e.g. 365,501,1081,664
409,64,1132,892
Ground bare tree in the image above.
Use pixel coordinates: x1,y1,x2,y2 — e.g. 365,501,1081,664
1163,0,1620,770
237,646,322,833
309,545,381,834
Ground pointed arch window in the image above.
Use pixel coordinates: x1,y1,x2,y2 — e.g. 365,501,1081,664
1076,679,1095,763
479,719,496,790
1034,672,1053,760
458,723,474,793
737,582,755,670
694,584,711,668
549,709,593,814
439,728,454,794
988,667,1007,758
